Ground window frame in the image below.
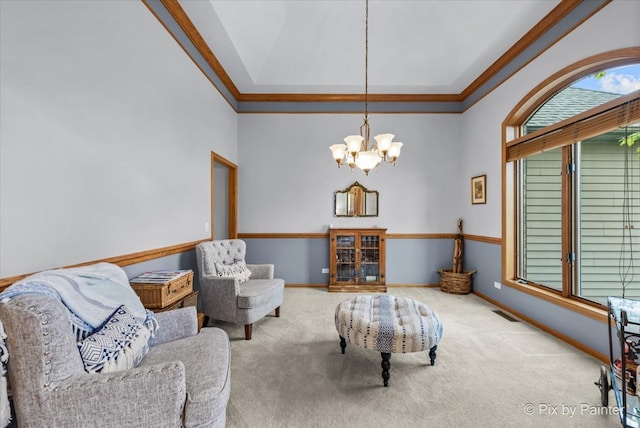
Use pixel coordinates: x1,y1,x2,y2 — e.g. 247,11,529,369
502,48,640,322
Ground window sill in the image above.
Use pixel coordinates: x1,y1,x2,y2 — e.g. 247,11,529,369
504,279,608,323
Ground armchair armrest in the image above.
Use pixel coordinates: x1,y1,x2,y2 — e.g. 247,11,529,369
199,275,240,300
247,264,274,279
42,361,186,427
149,306,198,347
198,276,240,318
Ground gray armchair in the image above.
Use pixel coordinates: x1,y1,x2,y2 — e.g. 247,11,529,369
0,294,230,427
196,239,285,340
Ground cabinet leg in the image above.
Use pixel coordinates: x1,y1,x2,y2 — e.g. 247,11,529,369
429,345,437,365
339,336,346,354
381,352,391,387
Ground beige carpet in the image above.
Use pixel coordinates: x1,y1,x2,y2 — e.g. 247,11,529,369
208,287,620,428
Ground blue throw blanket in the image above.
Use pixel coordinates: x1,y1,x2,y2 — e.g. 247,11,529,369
0,320,9,427
0,262,157,339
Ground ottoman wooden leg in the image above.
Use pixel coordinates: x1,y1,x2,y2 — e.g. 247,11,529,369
381,352,391,387
429,345,438,365
339,336,346,354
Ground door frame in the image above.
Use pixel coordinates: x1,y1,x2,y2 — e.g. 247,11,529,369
211,152,238,239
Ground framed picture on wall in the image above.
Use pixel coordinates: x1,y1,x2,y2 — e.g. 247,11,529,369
471,175,486,204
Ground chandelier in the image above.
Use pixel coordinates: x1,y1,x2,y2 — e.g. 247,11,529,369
329,0,403,175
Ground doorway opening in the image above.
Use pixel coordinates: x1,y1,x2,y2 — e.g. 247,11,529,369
211,152,237,240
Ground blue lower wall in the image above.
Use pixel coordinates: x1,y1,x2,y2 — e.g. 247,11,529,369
242,238,329,284
121,237,609,358
386,238,454,285
465,239,608,359
243,237,453,285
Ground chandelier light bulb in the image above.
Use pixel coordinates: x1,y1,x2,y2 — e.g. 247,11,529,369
344,135,364,156
354,150,380,175
329,144,347,167
387,142,403,164
374,133,394,156
347,153,357,170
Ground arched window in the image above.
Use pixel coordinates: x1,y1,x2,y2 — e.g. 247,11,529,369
504,49,640,309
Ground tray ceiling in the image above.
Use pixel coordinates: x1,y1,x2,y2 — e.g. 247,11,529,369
177,0,561,95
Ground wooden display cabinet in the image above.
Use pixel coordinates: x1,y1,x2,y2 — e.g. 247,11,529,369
329,228,386,292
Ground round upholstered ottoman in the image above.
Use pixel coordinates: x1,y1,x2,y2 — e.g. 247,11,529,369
334,294,443,386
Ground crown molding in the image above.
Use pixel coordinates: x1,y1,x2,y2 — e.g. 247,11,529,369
143,0,610,113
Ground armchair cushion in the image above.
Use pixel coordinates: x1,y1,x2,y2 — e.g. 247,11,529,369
77,305,150,374
198,240,246,276
238,279,284,309
214,260,251,284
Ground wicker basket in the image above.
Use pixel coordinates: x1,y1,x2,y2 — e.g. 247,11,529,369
438,269,476,294
130,271,193,309
155,290,198,313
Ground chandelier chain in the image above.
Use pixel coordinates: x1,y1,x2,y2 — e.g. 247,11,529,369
364,0,368,121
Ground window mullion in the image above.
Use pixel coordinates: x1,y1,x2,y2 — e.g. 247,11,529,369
561,146,574,298
573,143,581,300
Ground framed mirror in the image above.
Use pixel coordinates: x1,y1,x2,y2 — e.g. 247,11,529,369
334,181,378,217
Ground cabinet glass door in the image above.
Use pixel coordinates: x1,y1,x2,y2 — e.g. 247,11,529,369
360,234,380,282
336,234,356,282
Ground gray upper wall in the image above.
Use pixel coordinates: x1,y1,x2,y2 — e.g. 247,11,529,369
0,1,237,277
237,112,463,234
1,0,638,277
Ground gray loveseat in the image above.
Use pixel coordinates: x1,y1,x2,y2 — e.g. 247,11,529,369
0,293,230,427
196,239,285,340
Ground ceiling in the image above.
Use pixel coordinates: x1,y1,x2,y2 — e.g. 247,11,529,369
177,0,560,95
146,0,609,110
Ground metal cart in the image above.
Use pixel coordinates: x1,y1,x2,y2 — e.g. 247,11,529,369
596,296,640,427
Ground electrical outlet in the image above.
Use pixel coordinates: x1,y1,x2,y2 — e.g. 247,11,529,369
494,281,501,290
322,268,329,274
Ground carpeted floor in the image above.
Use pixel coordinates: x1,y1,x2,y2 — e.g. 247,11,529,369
207,287,620,428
